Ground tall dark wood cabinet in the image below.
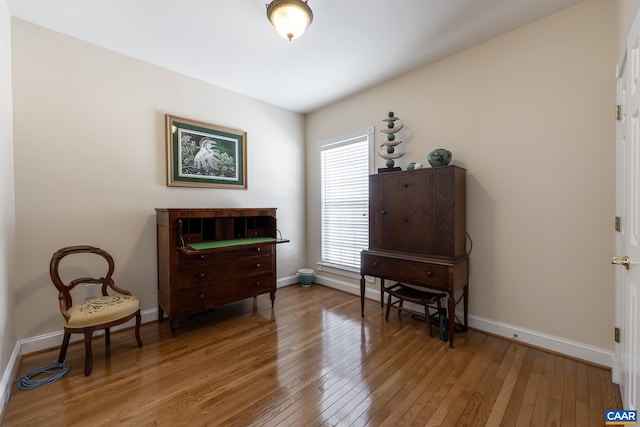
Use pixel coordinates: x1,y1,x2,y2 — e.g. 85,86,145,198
360,165,469,347
156,208,286,336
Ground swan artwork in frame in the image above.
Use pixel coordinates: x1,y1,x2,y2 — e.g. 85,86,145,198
165,114,247,189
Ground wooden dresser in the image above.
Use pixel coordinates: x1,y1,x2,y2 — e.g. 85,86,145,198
156,208,287,336
360,165,469,347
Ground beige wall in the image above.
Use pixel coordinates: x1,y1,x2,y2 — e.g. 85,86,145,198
307,0,617,351
1,0,631,379
10,19,307,341
617,0,640,59
0,0,16,396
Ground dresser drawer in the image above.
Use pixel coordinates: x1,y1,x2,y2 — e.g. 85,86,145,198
178,244,272,266
177,273,273,315
361,253,449,288
177,254,272,288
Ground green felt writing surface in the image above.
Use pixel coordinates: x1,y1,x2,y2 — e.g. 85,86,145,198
188,237,275,250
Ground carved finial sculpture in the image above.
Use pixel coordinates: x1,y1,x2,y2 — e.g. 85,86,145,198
377,111,405,173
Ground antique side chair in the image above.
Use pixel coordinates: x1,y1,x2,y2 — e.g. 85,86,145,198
49,245,142,376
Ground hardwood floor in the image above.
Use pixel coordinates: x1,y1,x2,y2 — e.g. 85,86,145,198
2,284,621,426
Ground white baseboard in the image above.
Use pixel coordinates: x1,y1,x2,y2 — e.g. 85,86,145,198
20,308,159,355
467,315,614,368
314,273,614,368
1,275,614,417
277,275,299,288
611,347,621,384
0,340,20,418
313,272,375,299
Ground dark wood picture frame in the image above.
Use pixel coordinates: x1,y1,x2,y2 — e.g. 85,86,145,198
165,114,247,189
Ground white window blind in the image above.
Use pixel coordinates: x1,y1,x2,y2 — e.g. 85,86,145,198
319,128,373,270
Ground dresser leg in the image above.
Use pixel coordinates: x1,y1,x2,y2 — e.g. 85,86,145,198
158,306,164,323
270,291,275,308
170,320,178,338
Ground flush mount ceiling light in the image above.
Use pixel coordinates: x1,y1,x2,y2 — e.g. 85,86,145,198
266,0,313,41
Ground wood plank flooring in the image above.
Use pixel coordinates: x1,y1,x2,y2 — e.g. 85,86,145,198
2,284,621,426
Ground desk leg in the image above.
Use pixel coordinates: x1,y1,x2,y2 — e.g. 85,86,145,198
463,284,469,331
380,278,385,307
448,294,456,348
360,274,365,317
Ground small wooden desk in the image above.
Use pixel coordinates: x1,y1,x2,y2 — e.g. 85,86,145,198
360,249,469,347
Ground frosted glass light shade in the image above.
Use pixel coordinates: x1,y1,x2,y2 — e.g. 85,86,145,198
267,0,313,41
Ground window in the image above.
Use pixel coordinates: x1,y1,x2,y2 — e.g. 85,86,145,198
319,127,373,271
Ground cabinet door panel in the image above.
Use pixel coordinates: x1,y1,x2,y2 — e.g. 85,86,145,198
369,174,385,249
370,170,435,253
434,166,466,257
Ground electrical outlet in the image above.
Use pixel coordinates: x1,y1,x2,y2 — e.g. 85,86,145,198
293,251,299,261
85,283,96,299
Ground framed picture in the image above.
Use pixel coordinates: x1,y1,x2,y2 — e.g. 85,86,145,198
165,114,247,189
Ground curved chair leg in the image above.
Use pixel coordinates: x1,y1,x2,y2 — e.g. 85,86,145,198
105,328,110,346
135,310,143,347
83,329,93,376
58,331,71,363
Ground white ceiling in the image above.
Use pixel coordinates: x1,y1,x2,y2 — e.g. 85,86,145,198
7,0,585,114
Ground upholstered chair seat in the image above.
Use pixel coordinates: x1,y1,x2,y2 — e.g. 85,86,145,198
65,295,140,328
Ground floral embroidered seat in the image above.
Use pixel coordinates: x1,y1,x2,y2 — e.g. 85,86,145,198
50,245,143,376
66,295,140,328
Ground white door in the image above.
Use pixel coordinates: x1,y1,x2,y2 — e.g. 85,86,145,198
615,8,640,410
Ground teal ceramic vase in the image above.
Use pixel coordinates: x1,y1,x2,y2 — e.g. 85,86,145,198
427,148,452,167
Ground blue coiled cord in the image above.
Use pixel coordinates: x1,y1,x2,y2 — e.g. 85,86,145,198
16,362,70,390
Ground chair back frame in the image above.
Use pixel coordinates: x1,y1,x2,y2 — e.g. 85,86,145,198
50,245,132,321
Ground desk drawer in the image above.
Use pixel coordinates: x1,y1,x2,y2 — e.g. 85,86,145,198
177,254,272,288
178,244,272,266
361,253,448,288
178,273,273,315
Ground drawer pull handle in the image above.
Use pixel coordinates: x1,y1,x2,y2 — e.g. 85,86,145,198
426,271,433,277
256,247,261,252
256,280,261,286
197,273,206,279
381,210,386,215
403,218,409,223
256,263,261,268
373,262,378,267
404,183,409,188
198,255,205,260
198,294,205,300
